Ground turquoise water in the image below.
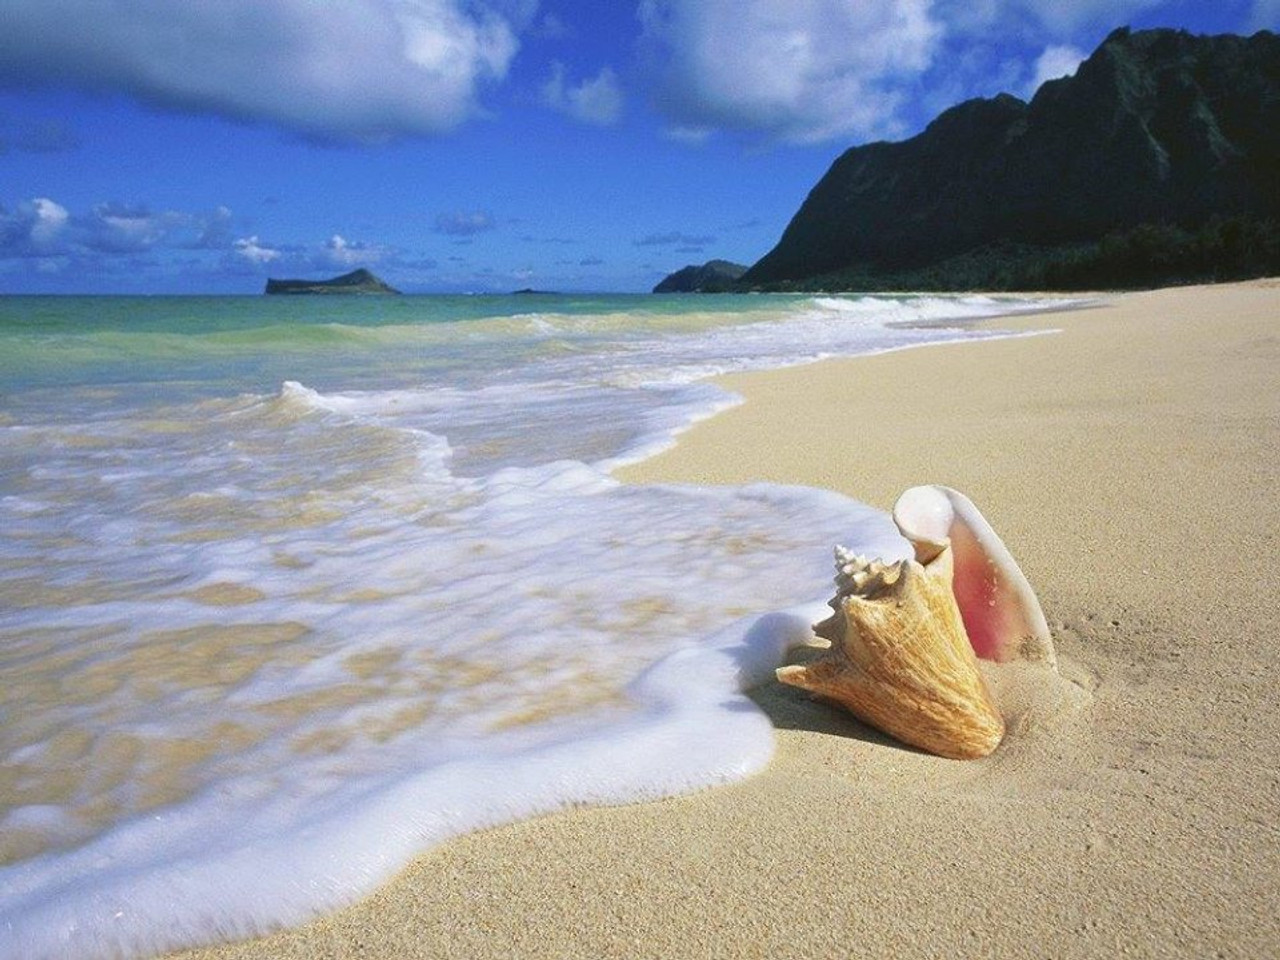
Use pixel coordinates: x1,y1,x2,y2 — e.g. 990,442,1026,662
0,293,792,392
0,291,1065,959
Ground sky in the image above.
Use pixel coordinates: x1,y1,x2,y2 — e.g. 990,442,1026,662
1,0,1275,294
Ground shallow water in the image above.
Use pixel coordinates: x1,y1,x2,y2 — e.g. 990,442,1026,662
0,291,1066,959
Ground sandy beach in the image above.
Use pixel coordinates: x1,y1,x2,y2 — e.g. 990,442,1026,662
173,279,1280,960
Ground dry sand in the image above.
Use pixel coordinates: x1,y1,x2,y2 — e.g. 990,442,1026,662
175,280,1280,959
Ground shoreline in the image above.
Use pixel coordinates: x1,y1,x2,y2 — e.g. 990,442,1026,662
174,279,1279,959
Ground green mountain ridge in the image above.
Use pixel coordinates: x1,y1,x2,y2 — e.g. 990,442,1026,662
741,27,1280,291
652,260,748,293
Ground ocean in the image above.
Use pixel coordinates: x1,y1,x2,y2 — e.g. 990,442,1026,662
0,291,1065,958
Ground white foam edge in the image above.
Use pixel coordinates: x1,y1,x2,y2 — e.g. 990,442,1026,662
594,383,744,473
0,600,828,960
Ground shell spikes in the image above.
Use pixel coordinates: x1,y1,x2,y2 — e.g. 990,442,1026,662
777,543,1006,760
775,486,1051,760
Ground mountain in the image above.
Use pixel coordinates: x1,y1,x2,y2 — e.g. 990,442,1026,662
653,260,749,293
264,268,400,295
743,28,1280,291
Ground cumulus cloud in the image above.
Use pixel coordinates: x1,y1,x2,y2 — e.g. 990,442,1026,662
0,0,528,142
1028,44,1086,94
318,234,387,267
224,232,400,275
638,0,942,143
541,62,624,125
26,199,69,250
81,202,185,254
0,198,70,256
0,196,244,263
233,236,282,265
435,210,497,236
1,194,410,289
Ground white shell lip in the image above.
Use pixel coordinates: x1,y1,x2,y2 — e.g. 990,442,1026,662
891,485,953,564
892,485,1054,665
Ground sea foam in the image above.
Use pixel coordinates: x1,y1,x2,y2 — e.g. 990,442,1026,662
0,292,1071,959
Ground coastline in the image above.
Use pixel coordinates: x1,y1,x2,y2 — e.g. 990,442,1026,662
173,279,1280,959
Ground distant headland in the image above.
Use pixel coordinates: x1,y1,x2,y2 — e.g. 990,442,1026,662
264,268,400,295
652,260,747,293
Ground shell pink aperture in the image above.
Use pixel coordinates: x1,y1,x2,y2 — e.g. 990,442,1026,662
892,485,1053,664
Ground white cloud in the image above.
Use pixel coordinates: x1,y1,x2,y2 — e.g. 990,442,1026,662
0,0,529,142
2,197,235,262
26,198,69,250
233,236,281,265
0,197,70,257
82,202,183,253
0,197,407,289
541,63,624,125
1028,44,1085,95
319,234,385,267
638,0,942,143
227,232,397,274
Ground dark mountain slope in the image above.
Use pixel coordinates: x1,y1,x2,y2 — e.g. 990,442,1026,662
653,260,748,292
743,28,1280,290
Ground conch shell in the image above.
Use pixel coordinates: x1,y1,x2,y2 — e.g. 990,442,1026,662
776,485,1053,760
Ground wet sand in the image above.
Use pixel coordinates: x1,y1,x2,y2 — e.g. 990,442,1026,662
174,279,1280,959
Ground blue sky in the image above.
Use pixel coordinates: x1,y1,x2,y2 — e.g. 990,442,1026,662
1,0,1275,294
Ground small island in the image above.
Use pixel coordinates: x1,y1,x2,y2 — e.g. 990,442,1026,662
264,268,400,295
